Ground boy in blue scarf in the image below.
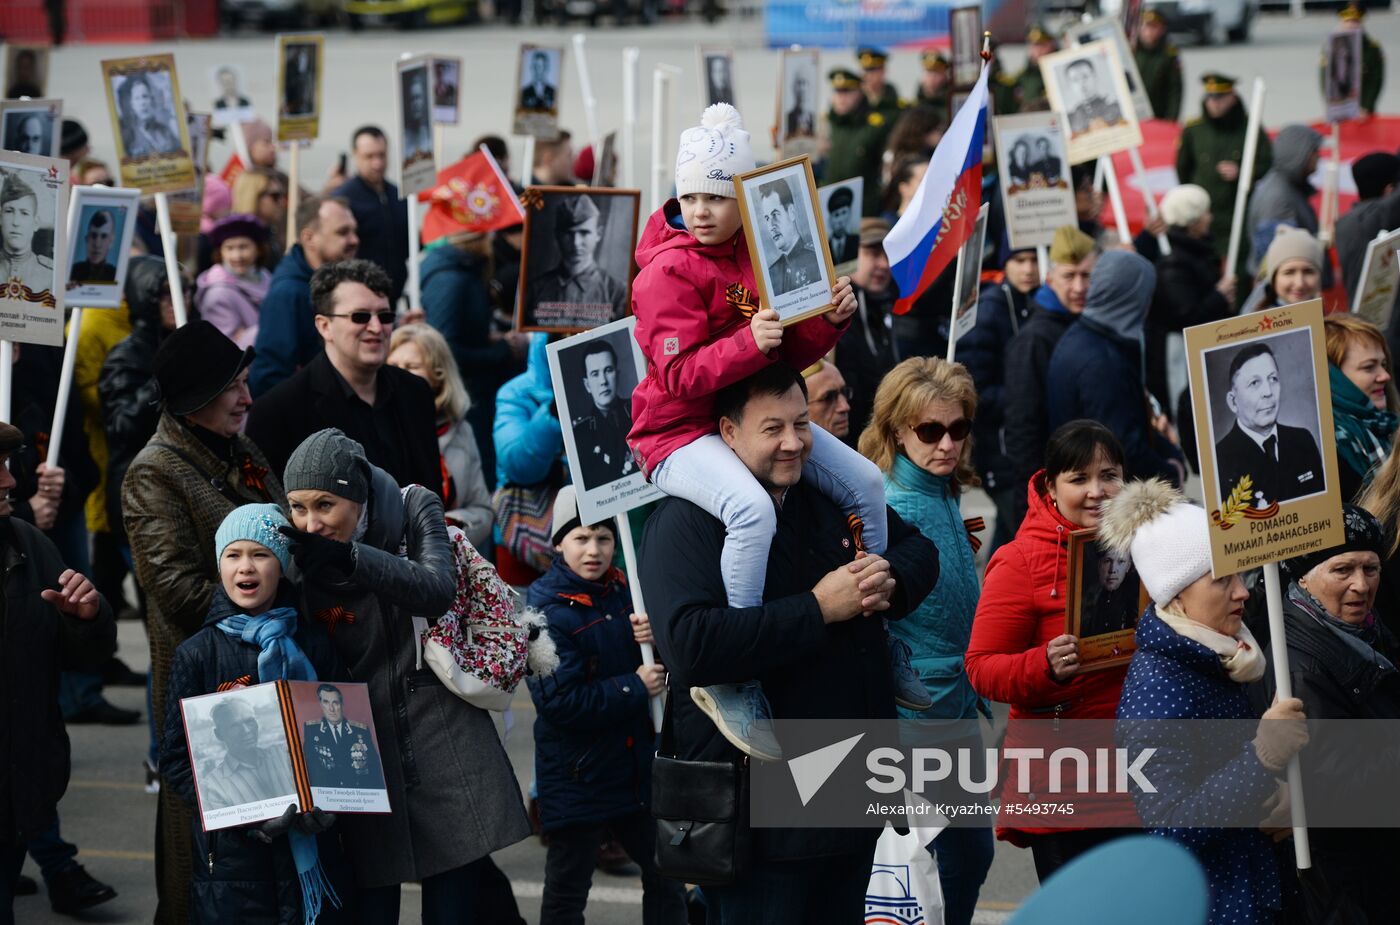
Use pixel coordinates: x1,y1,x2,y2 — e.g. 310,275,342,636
160,504,352,925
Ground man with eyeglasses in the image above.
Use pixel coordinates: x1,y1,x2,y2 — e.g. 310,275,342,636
247,259,442,499
802,359,853,441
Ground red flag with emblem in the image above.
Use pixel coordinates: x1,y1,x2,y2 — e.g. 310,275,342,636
419,146,524,244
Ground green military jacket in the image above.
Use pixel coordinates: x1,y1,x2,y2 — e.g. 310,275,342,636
1135,40,1183,121
1318,32,1385,113
825,103,893,216
1012,65,1048,112
1175,103,1274,258
868,83,907,125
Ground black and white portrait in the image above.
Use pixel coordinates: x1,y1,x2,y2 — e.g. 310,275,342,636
1325,30,1363,123
817,178,862,268
738,159,835,323
1203,332,1327,509
547,316,663,523
181,685,298,828
397,58,436,196
209,64,253,129
296,682,386,793
779,50,819,146
950,5,983,89
593,132,618,187
1005,131,1067,190
702,50,737,107
1041,41,1141,164
432,57,461,125
519,47,560,114
3,45,47,100
281,40,319,118
994,112,1077,250
519,188,639,332
0,101,58,157
111,70,183,159
1058,56,1123,137
1066,17,1154,121
0,151,67,347
65,186,139,309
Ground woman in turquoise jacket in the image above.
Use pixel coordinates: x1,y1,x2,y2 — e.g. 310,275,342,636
858,355,992,925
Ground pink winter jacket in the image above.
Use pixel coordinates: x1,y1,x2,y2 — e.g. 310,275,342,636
627,200,845,477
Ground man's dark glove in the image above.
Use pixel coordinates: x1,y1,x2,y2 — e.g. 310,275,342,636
278,526,355,577
250,804,298,844
292,808,337,836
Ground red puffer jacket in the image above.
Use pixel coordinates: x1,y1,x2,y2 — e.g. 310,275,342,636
627,200,844,477
966,474,1137,844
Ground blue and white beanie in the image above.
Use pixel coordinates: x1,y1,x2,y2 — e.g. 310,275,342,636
675,103,755,199
215,503,294,575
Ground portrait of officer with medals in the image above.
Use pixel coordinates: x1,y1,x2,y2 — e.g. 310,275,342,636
1062,57,1125,137
302,683,385,790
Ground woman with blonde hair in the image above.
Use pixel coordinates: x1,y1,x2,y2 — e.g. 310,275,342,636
858,356,992,925
230,167,286,263
1325,314,1398,502
387,323,493,551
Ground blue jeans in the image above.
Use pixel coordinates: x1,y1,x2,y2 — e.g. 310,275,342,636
704,853,873,925
652,427,887,607
929,826,994,925
26,817,77,880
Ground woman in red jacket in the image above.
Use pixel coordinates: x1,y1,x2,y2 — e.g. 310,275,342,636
965,419,1138,881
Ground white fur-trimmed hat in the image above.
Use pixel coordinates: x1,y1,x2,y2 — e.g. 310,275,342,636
1098,479,1214,607
1160,184,1210,229
675,103,754,199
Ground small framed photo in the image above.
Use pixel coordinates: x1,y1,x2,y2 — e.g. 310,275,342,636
951,202,990,344
950,5,983,90
431,56,461,125
1065,529,1147,672
1352,227,1400,328
1186,299,1344,578
65,185,141,308
101,54,196,195
776,48,820,158
0,150,68,346
0,98,61,158
514,44,564,140
817,177,862,276
994,111,1077,250
699,47,737,108
547,316,663,522
1040,40,1142,165
1324,30,1364,123
517,186,640,333
396,56,436,198
3,45,48,99
209,64,255,130
734,155,837,325
593,131,618,188
1065,17,1153,122
167,111,212,235
275,33,324,142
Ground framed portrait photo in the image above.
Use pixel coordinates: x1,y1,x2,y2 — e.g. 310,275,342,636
395,56,436,198
593,131,618,188
950,5,983,90
1065,17,1154,122
1065,529,1147,672
776,48,820,158
950,202,990,344
3,45,48,99
1352,227,1400,328
275,33,324,142
0,150,68,346
699,47,737,109
547,316,663,523
1039,41,1141,165
994,111,1077,250
735,155,837,325
431,56,462,125
1185,299,1344,578
209,63,255,130
65,185,141,308
1324,30,1364,123
167,111,212,235
514,44,564,140
817,177,862,276
0,99,60,158
518,186,640,333
101,54,196,195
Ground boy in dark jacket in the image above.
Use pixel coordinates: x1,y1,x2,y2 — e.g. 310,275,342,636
161,504,350,925
526,486,686,924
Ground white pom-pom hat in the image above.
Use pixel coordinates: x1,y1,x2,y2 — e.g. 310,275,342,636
674,103,755,199
1098,479,1215,608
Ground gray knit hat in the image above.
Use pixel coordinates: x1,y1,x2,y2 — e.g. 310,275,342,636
283,429,371,503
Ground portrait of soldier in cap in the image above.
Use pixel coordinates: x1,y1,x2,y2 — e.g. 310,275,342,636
563,337,636,490
302,683,385,790
757,176,822,297
70,208,118,284
823,184,859,265
0,169,54,302
528,193,629,328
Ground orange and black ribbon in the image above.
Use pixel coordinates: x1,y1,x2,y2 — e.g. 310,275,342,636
314,605,356,634
240,454,271,499
216,674,254,692
964,516,986,553
725,282,760,319
1210,502,1280,530
847,513,867,553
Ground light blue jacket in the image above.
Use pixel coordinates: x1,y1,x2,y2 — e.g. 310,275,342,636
492,332,563,488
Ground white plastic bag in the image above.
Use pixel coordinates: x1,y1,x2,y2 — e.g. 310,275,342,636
864,823,945,925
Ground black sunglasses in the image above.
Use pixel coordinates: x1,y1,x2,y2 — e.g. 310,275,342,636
812,385,854,405
911,418,971,444
324,310,396,326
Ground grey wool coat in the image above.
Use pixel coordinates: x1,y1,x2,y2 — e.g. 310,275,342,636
300,465,531,887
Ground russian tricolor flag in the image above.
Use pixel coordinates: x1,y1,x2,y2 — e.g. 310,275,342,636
885,64,990,315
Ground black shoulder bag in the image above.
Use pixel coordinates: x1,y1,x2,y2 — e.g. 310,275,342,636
651,691,751,886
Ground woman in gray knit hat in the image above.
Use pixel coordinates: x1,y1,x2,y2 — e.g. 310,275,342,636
279,428,531,922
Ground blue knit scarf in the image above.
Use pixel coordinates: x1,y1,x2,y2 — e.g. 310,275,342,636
216,607,340,925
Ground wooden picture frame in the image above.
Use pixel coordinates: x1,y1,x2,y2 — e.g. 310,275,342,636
734,155,837,326
101,53,197,195
274,33,324,143
1065,528,1147,672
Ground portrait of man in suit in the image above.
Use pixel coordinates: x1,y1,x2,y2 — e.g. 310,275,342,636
1213,341,1326,507
785,72,815,139
520,50,557,113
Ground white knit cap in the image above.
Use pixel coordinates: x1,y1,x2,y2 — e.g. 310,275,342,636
1099,479,1214,607
1160,184,1211,229
675,103,755,199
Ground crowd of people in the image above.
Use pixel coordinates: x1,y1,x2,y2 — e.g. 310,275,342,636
7,5,1400,925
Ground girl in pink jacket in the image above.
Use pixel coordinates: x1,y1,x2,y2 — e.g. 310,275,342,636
629,104,924,760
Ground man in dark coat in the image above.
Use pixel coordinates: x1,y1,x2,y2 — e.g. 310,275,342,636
332,126,408,305
1133,10,1182,121
248,259,442,500
641,364,937,924
1214,343,1325,507
1337,152,1400,307
858,47,904,125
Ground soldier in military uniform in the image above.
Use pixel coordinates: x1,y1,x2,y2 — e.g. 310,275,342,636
520,50,557,112
785,72,816,139
1063,57,1124,137
70,208,117,284
531,194,627,325
0,170,53,302
858,47,905,125
1011,25,1058,113
825,185,859,264
1176,73,1274,260
202,698,297,811
1321,3,1385,116
758,177,823,296
1134,9,1182,121
916,51,951,111
302,683,385,790
570,340,634,490
822,68,891,217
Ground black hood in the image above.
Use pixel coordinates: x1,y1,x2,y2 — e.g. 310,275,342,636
124,256,170,331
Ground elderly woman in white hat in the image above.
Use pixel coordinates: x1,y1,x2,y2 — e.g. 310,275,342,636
1104,478,1308,925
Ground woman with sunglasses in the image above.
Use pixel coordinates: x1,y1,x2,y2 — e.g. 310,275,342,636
964,419,1138,881
857,357,992,925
